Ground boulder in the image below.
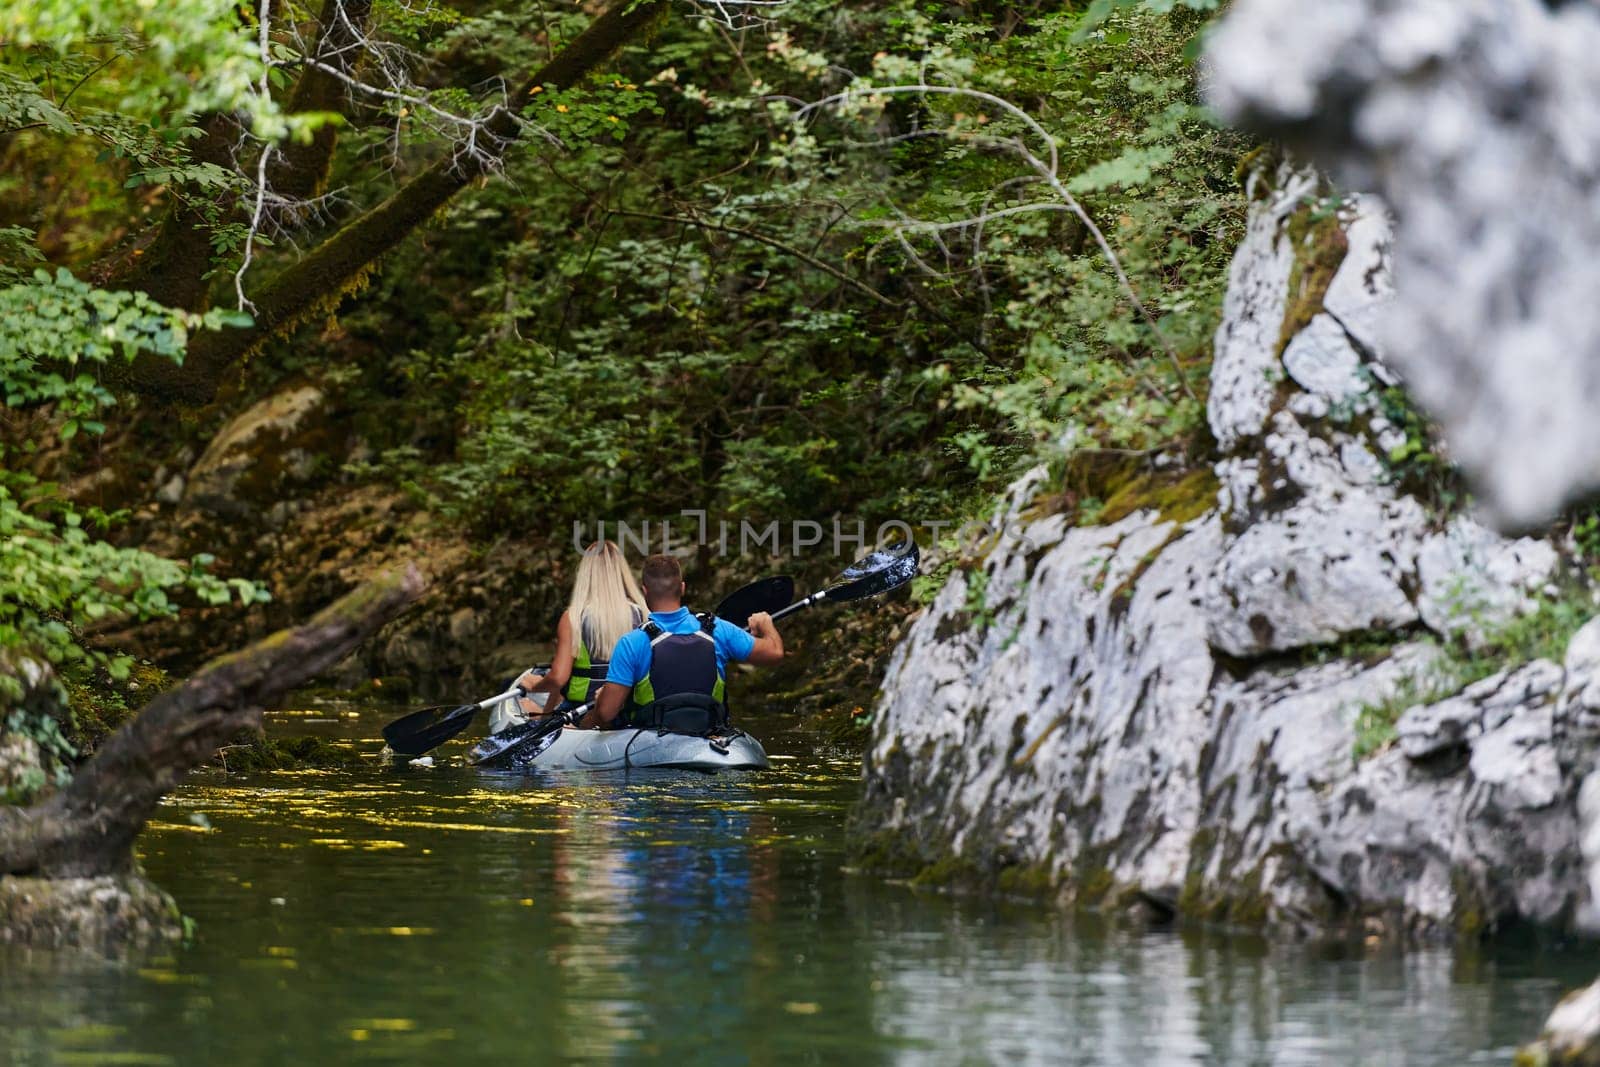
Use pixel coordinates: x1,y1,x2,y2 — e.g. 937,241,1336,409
184,385,330,517
1521,980,1600,1067
0,874,183,952
1206,0,1600,530
858,163,1592,938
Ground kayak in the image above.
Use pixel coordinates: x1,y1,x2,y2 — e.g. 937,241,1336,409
470,719,770,772
523,726,768,771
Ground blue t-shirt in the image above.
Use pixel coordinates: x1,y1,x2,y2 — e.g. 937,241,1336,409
605,607,755,689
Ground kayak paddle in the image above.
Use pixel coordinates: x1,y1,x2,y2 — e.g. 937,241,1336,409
382,680,533,758
469,701,589,767
380,574,797,759
716,575,794,628
769,539,920,622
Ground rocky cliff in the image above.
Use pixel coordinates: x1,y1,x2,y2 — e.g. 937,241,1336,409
1205,0,1600,533
854,162,1600,939
1196,0,1600,1052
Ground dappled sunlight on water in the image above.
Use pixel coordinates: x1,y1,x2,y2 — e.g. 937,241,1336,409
0,706,1590,1065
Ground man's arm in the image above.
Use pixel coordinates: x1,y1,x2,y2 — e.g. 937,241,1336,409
579,681,631,728
744,611,784,666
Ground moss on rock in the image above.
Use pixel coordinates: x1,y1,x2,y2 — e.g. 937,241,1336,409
1276,202,1350,355
64,660,170,756
215,733,368,772
1100,467,1220,527
0,873,185,952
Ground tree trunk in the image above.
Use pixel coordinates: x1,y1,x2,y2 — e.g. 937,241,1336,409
88,0,377,310
89,112,238,312
268,0,375,204
123,0,671,403
0,566,424,878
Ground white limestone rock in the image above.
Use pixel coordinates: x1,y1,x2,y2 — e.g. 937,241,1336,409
1415,516,1561,644
1281,314,1365,403
1562,617,1600,715
1199,188,1434,656
1523,980,1600,1067
1206,0,1600,530
865,442,1594,933
1204,490,1425,656
1205,163,1307,452
861,158,1593,941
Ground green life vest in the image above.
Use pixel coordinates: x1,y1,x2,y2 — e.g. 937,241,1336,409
565,607,643,703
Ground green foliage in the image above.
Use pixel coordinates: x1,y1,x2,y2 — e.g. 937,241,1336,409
963,567,995,631
0,264,249,430
1375,384,1465,511
3,707,74,799
1352,674,1437,761
1075,0,1222,41
525,75,662,143
1575,513,1600,561
3,0,1250,719
1351,587,1596,759
0,250,265,715
3,0,280,129
0,466,269,702
316,0,1246,545
63,658,167,755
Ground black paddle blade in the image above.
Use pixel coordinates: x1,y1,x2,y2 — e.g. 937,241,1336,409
470,713,568,767
382,702,478,757
715,575,795,628
831,539,921,601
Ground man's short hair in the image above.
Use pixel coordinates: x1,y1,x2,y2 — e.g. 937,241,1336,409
641,554,683,601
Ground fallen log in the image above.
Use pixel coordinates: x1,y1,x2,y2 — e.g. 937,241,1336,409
0,566,424,879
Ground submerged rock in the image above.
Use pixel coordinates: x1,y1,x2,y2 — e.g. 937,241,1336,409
1520,981,1600,1067
0,874,183,952
858,164,1590,938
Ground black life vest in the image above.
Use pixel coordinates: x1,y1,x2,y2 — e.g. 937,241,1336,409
619,611,729,735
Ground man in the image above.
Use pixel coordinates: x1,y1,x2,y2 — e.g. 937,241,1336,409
579,554,784,730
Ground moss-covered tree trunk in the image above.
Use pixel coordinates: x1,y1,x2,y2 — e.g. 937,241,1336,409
268,0,375,204
0,567,423,878
88,0,377,311
120,0,670,403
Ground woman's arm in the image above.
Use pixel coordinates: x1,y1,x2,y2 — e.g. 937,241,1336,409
521,612,574,701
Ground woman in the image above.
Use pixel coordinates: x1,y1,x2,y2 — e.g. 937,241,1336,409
517,540,646,719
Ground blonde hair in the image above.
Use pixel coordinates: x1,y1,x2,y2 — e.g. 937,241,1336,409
567,540,647,659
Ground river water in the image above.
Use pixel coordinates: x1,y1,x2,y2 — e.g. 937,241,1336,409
0,706,1591,1065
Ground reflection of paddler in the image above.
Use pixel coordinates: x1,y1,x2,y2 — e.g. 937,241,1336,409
545,796,647,1063
552,799,645,920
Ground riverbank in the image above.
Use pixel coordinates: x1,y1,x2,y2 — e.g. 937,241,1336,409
852,163,1600,946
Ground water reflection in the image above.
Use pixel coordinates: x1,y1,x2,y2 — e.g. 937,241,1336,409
854,892,1581,1066
0,711,1586,1066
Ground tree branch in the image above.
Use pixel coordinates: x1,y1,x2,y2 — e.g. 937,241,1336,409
121,0,673,403
0,567,425,879
611,208,900,307
266,0,375,204
802,83,1203,407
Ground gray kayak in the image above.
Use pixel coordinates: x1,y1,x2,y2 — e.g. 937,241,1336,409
474,718,769,772
527,725,769,771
